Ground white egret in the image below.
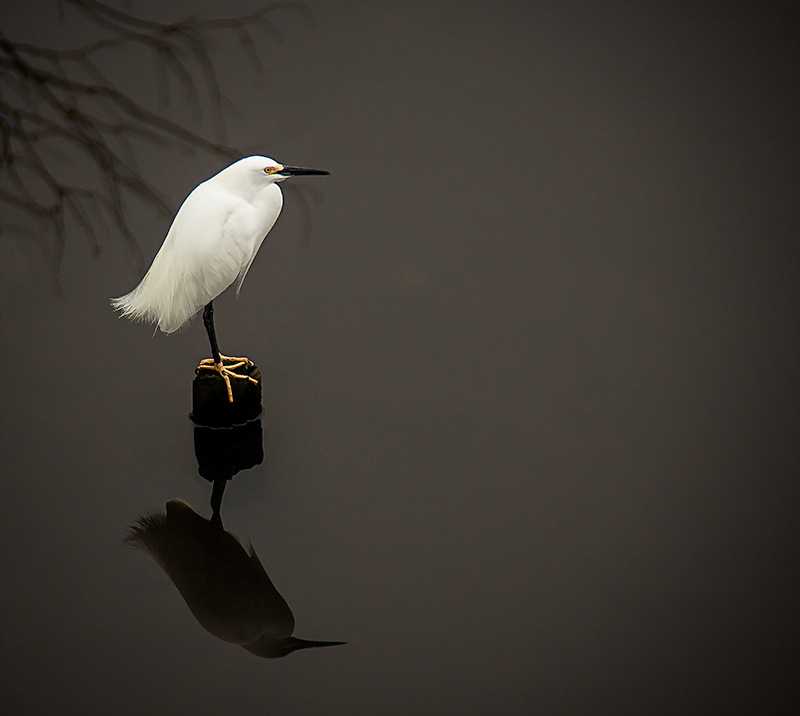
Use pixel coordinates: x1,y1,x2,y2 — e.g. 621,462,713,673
112,156,329,401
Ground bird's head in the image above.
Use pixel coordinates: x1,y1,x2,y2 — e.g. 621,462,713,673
230,155,329,185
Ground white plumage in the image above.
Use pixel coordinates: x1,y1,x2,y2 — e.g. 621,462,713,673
113,156,290,333
111,155,328,403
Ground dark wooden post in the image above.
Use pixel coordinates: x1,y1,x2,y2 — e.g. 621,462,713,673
191,361,262,427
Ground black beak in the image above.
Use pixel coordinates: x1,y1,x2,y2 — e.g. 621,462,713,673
278,166,330,176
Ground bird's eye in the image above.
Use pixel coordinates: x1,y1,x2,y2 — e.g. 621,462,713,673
264,166,278,175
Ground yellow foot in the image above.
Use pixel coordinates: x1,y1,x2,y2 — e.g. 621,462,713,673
199,354,253,367
197,355,258,403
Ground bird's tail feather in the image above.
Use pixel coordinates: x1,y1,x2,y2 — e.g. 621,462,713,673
111,245,209,334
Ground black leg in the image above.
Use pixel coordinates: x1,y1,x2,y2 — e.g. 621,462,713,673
203,301,222,366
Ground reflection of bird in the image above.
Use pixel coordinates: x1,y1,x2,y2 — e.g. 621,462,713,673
112,156,328,401
127,500,345,658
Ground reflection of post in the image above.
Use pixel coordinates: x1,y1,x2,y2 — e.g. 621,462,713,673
127,500,346,658
194,419,264,517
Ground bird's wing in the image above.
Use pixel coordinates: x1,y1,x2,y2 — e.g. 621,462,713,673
234,242,263,295
126,186,245,333
113,182,279,333
234,185,283,294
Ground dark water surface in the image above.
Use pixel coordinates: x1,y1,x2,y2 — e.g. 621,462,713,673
2,1,799,714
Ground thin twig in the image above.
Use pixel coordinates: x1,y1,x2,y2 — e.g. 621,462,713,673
0,1,308,287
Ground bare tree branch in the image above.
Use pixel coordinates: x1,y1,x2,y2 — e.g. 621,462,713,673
0,0,309,285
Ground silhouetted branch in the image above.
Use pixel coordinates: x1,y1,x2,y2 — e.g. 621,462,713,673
0,0,309,283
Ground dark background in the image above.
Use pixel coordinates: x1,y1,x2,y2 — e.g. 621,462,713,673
1,1,798,713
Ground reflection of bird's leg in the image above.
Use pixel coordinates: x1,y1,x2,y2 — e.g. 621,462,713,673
198,301,257,402
210,477,227,528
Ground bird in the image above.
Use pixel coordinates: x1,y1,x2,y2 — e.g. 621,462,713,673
127,500,347,658
111,156,329,401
